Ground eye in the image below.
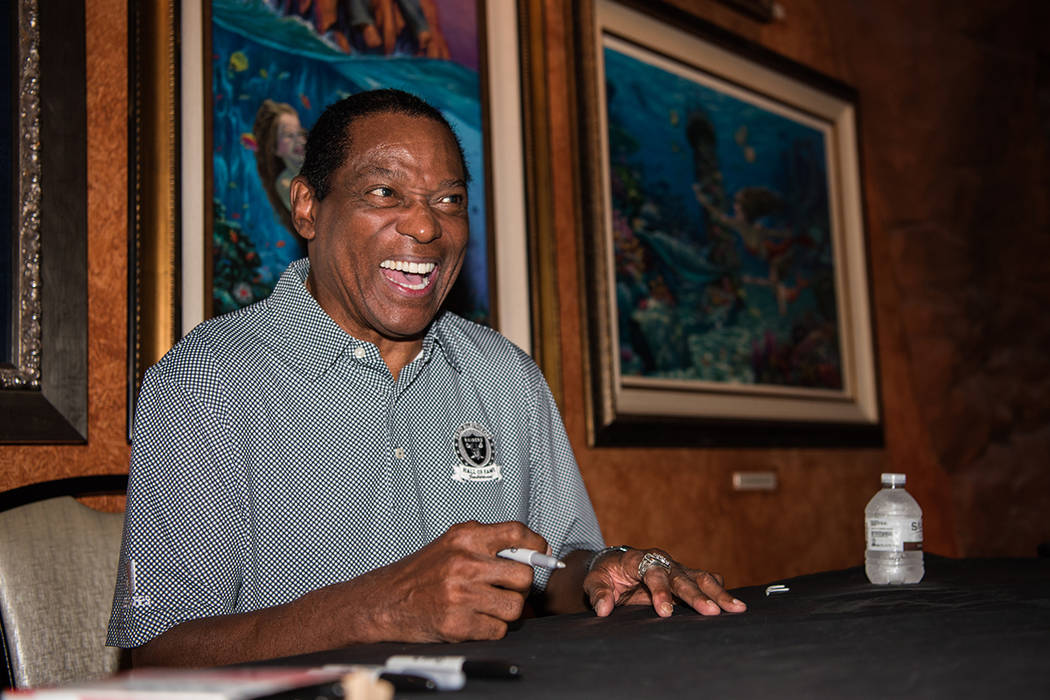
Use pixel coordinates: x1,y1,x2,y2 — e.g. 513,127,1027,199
437,192,465,206
368,186,395,198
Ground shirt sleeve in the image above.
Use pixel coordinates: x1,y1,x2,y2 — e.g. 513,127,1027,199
523,360,605,590
106,350,249,649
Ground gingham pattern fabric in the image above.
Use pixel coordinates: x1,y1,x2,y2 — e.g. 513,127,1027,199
106,258,604,649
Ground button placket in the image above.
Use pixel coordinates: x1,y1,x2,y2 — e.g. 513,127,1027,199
384,380,406,463
385,388,428,540
387,351,427,464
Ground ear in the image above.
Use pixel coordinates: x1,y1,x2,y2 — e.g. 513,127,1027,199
290,176,318,241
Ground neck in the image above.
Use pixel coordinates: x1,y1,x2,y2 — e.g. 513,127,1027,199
304,273,425,382
379,340,423,382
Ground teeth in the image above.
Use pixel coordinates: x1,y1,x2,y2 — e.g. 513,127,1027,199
380,260,436,275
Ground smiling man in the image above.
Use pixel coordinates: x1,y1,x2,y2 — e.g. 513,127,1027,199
296,95,468,378
107,90,744,668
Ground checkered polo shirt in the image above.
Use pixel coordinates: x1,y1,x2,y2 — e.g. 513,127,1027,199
106,258,604,649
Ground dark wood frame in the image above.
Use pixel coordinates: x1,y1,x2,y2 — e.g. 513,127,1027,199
716,0,779,23
0,0,88,443
518,0,563,402
572,0,882,447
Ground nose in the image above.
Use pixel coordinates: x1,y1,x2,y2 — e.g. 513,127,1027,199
395,200,441,243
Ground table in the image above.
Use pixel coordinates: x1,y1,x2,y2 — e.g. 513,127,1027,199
271,556,1050,698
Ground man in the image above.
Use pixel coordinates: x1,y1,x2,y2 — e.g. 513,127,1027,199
107,90,745,667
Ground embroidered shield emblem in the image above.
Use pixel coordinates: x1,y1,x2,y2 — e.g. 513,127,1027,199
455,423,492,467
452,422,502,482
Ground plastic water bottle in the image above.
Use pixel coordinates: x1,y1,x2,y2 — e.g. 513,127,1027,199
864,473,924,584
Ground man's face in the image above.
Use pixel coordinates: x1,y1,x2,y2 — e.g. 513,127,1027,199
293,112,469,345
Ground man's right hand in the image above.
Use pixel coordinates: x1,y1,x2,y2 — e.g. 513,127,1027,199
357,520,549,642
133,520,548,667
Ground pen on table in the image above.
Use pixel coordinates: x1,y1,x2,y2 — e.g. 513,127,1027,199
498,547,566,569
386,655,522,681
379,672,438,691
461,659,522,679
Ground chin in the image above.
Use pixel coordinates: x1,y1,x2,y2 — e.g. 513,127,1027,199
380,314,439,340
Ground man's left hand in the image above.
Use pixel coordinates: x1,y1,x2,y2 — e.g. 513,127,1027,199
584,547,747,618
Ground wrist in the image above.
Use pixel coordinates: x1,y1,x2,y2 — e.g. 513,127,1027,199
586,545,630,572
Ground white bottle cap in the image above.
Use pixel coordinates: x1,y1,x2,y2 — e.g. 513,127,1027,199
880,473,906,486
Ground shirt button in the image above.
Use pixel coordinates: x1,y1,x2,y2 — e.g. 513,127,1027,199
394,447,406,460
353,346,366,359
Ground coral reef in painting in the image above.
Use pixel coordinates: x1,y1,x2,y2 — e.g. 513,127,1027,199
605,46,843,390
209,0,488,321
212,199,274,311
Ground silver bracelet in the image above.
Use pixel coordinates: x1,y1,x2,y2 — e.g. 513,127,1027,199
586,545,630,571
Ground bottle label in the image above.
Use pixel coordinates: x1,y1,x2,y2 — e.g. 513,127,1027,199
866,515,923,552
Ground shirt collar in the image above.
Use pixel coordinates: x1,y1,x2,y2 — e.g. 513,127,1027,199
265,258,462,380
424,313,462,373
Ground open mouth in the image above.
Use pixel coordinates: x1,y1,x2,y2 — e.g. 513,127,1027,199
379,259,437,291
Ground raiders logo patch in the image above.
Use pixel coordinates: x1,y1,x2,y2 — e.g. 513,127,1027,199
452,422,503,482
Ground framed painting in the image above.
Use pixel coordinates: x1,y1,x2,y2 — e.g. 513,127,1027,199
0,0,87,443
574,0,881,446
129,0,531,435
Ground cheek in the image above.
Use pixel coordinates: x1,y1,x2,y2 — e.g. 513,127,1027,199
442,219,470,252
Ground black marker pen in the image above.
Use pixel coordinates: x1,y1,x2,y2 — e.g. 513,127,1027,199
461,659,522,679
386,655,523,682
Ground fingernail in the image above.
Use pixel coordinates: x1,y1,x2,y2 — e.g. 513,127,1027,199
660,602,673,616
732,598,744,606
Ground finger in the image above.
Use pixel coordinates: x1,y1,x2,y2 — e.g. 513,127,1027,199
691,570,747,613
471,615,509,641
585,576,616,617
616,584,648,607
669,572,721,616
440,521,549,565
484,520,550,555
642,564,676,617
485,557,537,594
438,609,509,642
473,586,528,624
436,544,535,595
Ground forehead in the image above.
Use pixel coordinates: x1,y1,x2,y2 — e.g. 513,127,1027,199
276,111,300,127
342,112,463,176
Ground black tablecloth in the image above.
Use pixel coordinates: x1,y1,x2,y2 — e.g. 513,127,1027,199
271,556,1050,698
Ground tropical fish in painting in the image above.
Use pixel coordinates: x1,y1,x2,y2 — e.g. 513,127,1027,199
229,50,249,72
734,124,756,162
